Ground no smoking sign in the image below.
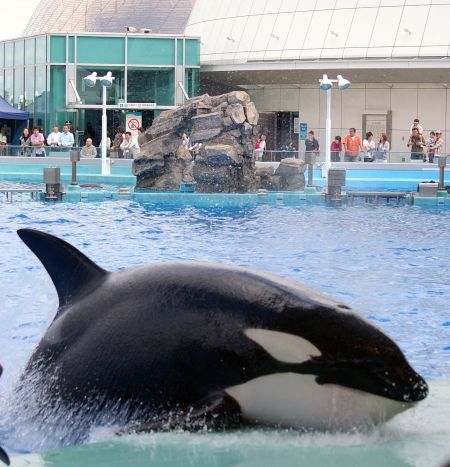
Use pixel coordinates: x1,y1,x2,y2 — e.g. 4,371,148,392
128,118,140,131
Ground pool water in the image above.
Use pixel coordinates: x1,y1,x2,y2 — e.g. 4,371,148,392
0,200,449,466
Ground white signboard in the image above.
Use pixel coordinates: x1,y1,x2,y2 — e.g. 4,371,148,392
125,112,142,141
293,117,300,134
119,102,157,109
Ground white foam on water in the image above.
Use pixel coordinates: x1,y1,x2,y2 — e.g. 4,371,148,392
9,379,449,467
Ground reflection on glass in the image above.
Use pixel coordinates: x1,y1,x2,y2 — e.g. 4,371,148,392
4,68,13,104
35,36,47,64
77,67,125,105
25,38,35,65
35,65,46,129
25,67,35,125
14,67,24,109
14,41,24,66
127,68,174,105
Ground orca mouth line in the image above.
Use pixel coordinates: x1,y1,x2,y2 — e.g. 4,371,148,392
289,358,429,403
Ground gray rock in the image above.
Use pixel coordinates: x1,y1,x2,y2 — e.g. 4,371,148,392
227,90,251,106
274,158,306,190
190,127,222,142
191,112,223,131
133,91,259,193
226,103,246,125
245,102,259,125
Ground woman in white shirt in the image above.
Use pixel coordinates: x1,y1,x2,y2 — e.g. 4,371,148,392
362,132,376,162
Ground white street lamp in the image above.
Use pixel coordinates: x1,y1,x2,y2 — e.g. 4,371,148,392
83,71,115,176
319,74,351,177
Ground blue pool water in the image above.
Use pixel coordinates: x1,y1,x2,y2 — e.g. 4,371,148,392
0,199,449,466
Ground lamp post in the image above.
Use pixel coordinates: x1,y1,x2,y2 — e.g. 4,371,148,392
83,71,114,176
319,74,351,177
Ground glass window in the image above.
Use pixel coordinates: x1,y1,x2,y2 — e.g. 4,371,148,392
185,68,200,98
50,36,66,62
127,68,174,106
77,66,125,105
77,37,124,64
35,36,47,64
5,42,14,67
0,43,3,68
14,67,24,109
25,66,35,120
68,36,74,63
25,38,35,65
177,39,183,65
35,65,47,130
127,38,175,65
14,41,24,66
185,40,200,66
4,68,13,104
47,66,66,131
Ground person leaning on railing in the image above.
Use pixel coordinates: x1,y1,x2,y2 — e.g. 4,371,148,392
407,128,425,161
19,128,31,156
30,127,46,157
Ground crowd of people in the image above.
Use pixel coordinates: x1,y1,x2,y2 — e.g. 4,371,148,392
255,117,444,163
18,123,142,159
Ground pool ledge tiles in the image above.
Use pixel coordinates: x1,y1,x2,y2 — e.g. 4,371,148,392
36,187,450,206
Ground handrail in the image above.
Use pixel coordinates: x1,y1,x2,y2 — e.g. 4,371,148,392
257,150,449,164
0,144,134,159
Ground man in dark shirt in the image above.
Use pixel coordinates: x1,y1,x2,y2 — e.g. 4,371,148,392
407,128,425,161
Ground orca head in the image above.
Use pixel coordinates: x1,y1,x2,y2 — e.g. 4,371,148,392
286,305,429,405
233,302,428,429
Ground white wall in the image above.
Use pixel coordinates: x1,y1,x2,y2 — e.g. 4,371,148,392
248,83,449,153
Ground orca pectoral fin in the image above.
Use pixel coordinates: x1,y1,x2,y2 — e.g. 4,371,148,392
17,229,108,309
0,446,10,466
121,393,243,434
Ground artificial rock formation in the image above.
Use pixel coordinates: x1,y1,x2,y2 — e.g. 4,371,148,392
255,158,306,191
133,91,259,192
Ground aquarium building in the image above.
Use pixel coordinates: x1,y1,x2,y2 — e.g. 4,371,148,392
185,0,450,152
0,32,200,144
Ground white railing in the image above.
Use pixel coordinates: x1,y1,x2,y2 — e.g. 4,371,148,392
258,150,448,164
0,145,134,159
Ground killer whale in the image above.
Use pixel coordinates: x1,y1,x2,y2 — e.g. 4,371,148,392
16,228,428,436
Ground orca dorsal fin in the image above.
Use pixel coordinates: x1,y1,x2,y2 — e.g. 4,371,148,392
17,229,108,309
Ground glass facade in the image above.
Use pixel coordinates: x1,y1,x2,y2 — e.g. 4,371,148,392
0,33,200,142
127,68,174,106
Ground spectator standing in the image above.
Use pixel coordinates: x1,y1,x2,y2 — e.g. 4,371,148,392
433,130,444,163
180,131,190,149
20,128,31,156
304,131,319,156
112,126,125,158
120,131,140,158
30,127,46,157
59,124,75,148
255,134,266,161
362,132,376,162
375,133,390,162
80,138,97,158
47,124,61,147
343,128,363,162
407,128,425,161
410,118,423,135
425,131,436,163
330,136,342,162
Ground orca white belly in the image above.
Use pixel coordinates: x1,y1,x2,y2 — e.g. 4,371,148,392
226,373,413,430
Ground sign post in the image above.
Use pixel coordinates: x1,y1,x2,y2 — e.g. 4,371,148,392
297,122,307,160
125,112,142,141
